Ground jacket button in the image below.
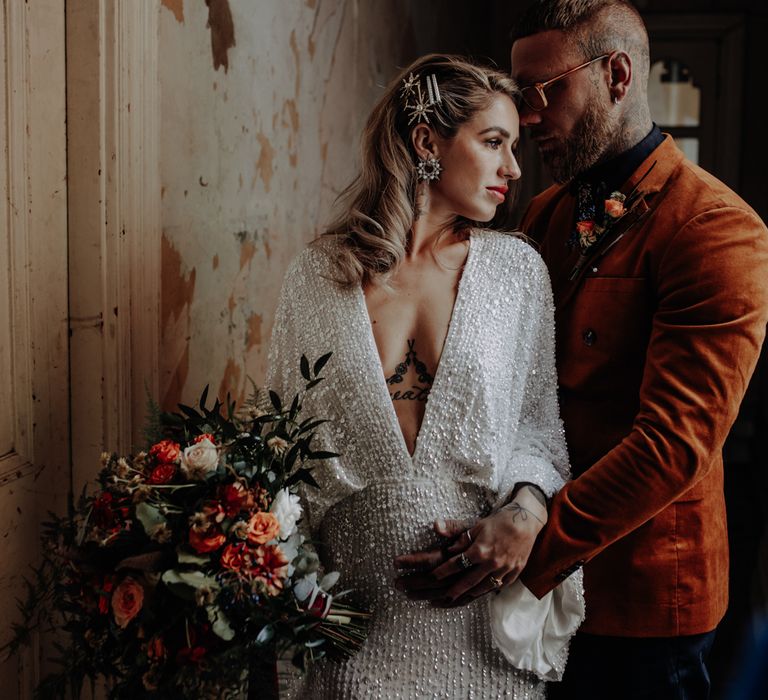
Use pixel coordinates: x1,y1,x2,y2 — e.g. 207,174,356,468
582,329,597,346
555,572,568,582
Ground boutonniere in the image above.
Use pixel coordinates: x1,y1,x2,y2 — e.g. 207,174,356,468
568,161,657,281
574,190,627,252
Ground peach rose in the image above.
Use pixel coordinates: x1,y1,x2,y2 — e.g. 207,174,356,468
149,439,181,464
575,220,594,234
246,511,280,545
604,198,626,218
180,438,219,480
188,526,226,553
111,576,144,628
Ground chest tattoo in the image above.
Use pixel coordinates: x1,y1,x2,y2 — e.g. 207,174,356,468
386,339,434,402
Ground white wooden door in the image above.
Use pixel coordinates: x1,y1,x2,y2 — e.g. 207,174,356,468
0,0,69,696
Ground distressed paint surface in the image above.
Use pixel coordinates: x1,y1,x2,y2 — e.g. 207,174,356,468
205,0,236,72
159,0,443,409
161,0,184,24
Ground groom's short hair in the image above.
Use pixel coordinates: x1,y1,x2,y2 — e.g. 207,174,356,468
511,0,650,87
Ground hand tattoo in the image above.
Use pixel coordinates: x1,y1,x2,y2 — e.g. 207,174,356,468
501,501,545,526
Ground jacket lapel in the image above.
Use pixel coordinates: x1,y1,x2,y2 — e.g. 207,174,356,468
536,136,685,312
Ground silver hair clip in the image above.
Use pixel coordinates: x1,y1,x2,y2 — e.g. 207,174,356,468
401,72,442,125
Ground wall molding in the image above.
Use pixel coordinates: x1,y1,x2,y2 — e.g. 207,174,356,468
3,0,35,485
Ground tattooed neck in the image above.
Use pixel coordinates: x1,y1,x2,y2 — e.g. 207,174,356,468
387,339,434,402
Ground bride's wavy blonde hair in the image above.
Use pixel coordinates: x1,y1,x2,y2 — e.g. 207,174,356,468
319,54,521,287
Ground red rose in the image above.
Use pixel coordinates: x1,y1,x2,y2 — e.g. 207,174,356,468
575,220,595,234
219,482,254,517
111,576,144,628
188,526,226,554
98,576,116,614
194,433,216,445
147,462,176,484
149,439,181,464
177,645,207,666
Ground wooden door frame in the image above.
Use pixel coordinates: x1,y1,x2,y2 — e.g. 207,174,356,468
644,13,745,190
67,1,161,492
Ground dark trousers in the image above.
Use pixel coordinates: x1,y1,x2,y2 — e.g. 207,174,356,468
548,630,717,700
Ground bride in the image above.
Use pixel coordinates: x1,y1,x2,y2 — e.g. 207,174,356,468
266,54,582,698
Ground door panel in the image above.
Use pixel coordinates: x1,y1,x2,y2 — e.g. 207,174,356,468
0,1,68,696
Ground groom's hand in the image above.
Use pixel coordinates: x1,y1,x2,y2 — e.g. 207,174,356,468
394,489,547,607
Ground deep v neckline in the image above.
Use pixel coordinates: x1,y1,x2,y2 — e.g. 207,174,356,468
358,233,475,465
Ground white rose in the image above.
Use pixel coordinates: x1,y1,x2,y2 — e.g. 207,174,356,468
180,438,219,480
270,488,302,539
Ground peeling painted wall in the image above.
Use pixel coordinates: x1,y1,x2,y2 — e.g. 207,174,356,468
159,0,445,409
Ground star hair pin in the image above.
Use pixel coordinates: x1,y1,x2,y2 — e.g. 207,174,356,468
400,72,419,99
403,73,442,125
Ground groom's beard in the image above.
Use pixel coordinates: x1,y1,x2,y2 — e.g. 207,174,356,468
537,99,614,184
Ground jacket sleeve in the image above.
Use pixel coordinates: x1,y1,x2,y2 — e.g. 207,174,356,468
522,207,768,597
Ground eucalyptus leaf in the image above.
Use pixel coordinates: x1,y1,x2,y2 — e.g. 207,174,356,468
177,549,210,565
161,569,219,591
135,503,166,535
206,605,235,641
256,624,274,645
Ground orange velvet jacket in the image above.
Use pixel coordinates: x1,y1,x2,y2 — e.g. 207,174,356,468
519,136,768,637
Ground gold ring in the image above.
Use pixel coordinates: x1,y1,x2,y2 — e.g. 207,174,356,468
489,576,503,589
465,529,473,544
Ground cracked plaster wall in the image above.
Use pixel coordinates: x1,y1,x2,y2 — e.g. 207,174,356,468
159,0,445,409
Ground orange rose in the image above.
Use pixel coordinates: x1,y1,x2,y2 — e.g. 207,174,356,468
246,512,280,545
604,198,626,218
147,462,176,484
149,439,181,464
188,526,226,553
575,220,594,234
111,576,144,628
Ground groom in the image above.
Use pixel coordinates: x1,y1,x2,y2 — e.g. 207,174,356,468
397,1,768,697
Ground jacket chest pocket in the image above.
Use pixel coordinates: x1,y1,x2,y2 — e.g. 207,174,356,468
559,277,653,387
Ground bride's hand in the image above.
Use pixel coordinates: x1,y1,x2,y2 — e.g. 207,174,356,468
394,486,547,606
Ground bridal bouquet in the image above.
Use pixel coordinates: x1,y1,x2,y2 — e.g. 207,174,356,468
4,354,368,699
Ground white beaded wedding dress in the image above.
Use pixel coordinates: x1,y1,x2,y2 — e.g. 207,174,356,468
267,231,583,699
